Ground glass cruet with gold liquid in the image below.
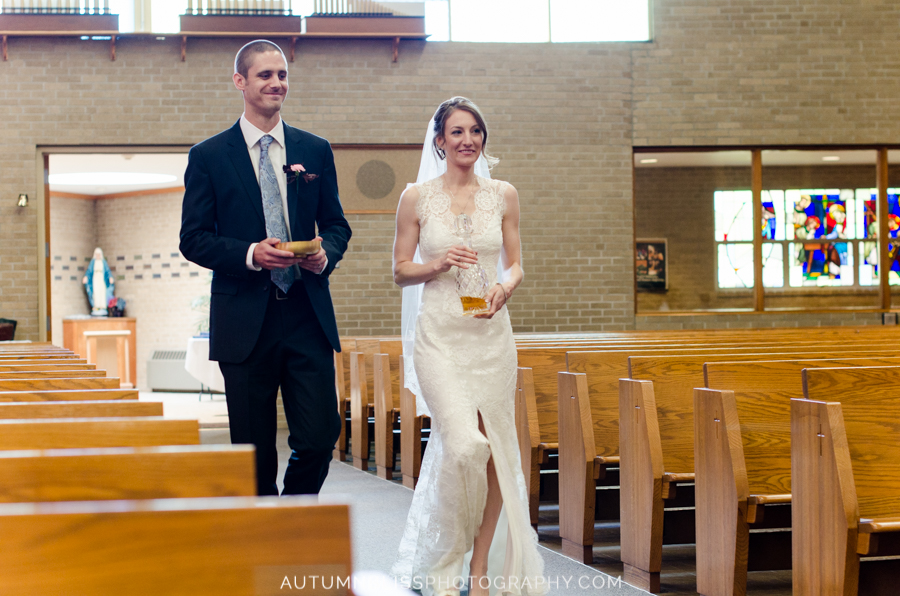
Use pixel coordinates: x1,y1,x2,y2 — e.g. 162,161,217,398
455,213,491,315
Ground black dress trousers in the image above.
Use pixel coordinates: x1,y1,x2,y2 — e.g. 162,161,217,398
219,281,341,496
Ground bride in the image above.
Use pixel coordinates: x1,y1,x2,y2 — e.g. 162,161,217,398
391,97,546,596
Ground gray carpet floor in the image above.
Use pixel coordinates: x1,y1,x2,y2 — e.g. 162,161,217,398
202,428,648,595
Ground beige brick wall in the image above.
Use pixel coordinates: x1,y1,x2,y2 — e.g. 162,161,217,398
7,0,900,342
633,0,900,146
3,36,634,342
0,203,38,337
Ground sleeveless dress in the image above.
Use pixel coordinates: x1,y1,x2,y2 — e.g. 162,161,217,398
392,176,546,596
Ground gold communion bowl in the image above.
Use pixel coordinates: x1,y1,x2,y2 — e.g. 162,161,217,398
275,241,321,256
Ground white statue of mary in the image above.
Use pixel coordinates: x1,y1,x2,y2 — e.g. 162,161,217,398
82,247,114,317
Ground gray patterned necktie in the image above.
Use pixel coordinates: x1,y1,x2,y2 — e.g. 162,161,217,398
259,134,295,294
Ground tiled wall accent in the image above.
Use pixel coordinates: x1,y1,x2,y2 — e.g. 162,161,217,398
96,191,211,390
635,165,899,312
51,191,210,389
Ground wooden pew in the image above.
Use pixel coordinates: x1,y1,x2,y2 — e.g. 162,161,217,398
793,366,900,596
0,389,137,402
618,347,892,592
549,337,889,550
348,338,397,471
0,400,160,418
0,348,75,355
373,340,403,480
516,334,887,531
0,378,121,391
0,340,58,348
0,444,255,502
0,353,87,364
0,417,199,450
554,338,898,558
0,347,72,354
0,369,107,379
696,355,900,596
0,360,90,368
0,498,352,595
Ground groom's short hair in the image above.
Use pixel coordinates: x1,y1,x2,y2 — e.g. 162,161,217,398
234,40,287,78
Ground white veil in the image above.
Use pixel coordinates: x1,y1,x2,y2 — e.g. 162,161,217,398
401,109,492,417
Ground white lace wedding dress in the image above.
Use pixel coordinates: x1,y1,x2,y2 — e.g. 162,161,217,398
392,176,546,596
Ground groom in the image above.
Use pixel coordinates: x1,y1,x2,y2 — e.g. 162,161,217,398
180,40,351,496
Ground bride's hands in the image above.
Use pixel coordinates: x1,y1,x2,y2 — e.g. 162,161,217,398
474,283,509,319
436,245,478,273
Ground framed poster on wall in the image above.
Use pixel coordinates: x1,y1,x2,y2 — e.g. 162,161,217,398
333,144,422,214
636,238,668,291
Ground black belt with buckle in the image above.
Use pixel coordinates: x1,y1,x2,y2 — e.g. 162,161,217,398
275,287,289,301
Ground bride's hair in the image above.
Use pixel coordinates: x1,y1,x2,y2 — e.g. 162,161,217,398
432,97,499,168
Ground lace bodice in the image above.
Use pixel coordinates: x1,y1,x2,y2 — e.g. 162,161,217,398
415,175,507,320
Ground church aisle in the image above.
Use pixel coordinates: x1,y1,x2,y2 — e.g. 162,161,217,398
319,460,644,595
201,428,644,594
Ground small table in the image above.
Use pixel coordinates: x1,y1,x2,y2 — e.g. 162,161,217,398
185,337,225,396
63,317,137,388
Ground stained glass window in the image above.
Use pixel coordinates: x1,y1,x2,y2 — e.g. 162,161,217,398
761,190,785,241
856,189,900,286
762,243,784,288
714,191,754,241
717,187,899,290
717,244,754,288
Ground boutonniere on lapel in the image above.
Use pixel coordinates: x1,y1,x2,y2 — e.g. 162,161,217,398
283,164,318,192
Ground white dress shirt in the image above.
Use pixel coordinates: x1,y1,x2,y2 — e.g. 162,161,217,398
241,114,290,271
240,115,327,275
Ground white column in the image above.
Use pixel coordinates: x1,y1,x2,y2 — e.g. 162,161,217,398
133,0,151,31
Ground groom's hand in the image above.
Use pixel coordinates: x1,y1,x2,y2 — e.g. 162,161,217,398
253,238,306,270
297,236,327,275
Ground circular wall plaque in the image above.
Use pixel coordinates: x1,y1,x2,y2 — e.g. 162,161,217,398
356,160,396,200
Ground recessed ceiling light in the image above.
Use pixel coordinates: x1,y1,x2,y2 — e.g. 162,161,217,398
640,158,658,164
822,156,841,162
49,172,177,186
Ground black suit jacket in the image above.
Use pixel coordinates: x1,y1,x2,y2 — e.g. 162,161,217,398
180,120,351,363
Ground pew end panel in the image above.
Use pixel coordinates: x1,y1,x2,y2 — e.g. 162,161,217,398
374,353,399,480
334,349,347,461
791,398,859,596
694,388,750,596
349,352,372,471
557,372,597,564
619,378,664,593
515,367,543,529
399,355,425,489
